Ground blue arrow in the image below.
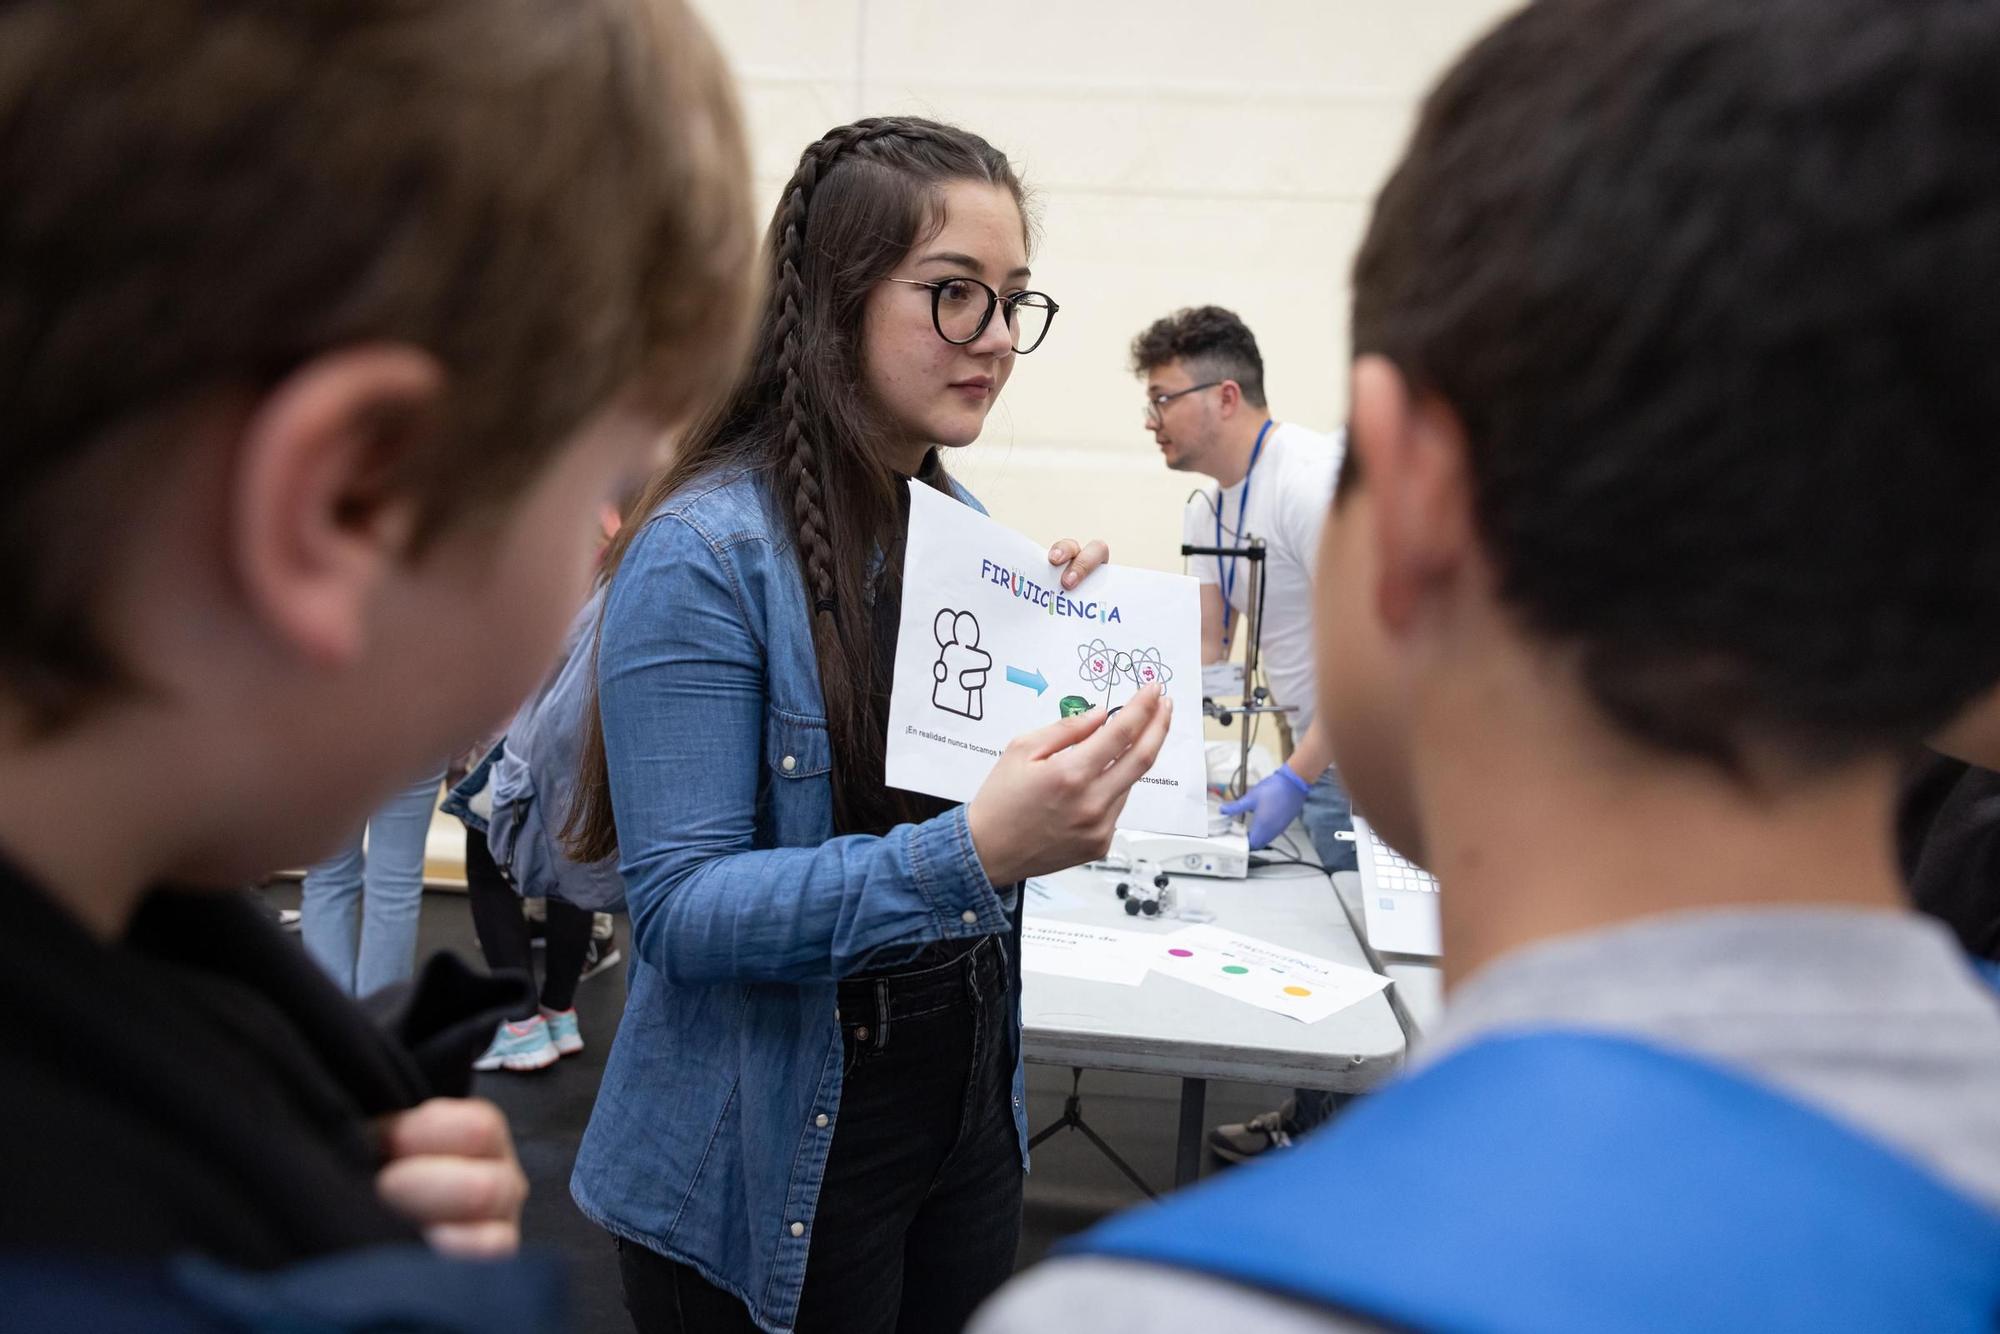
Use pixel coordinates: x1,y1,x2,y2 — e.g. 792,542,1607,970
1006,666,1047,696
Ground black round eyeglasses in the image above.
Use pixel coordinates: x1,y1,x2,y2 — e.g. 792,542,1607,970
884,276,1060,354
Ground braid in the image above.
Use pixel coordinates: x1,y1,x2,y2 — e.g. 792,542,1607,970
776,117,929,619
764,115,1024,833
774,171,833,617
772,149,828,620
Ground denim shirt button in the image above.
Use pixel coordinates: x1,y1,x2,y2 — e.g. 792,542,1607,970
781,755,797,772
960,909,978,924
790,1222,805,1238
815,1113,829,1128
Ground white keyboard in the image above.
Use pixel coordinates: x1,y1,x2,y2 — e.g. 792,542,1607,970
1356,815,1442,957
1368,828,1439,894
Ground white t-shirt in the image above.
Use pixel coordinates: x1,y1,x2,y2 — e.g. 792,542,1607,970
1179,421,1343,732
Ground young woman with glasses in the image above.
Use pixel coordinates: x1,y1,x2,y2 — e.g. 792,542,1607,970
565,116,1173,1334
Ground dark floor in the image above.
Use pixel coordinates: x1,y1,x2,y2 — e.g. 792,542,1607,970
263,884,1293,1334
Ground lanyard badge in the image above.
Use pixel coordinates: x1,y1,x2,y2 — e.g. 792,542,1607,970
1217,418,1275,652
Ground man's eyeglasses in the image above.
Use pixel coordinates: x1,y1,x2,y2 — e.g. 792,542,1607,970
884,276,1059,354
1143,381,1222,425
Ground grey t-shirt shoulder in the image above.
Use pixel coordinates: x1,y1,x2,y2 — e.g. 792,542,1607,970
977,1258,1368,1334
972,909,2000,1334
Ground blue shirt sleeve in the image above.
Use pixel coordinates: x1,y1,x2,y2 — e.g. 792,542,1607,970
596,512,1013,986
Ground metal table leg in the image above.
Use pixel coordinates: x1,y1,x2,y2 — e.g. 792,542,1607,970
1028,1067,1157,1200
1175,1076,1208,1187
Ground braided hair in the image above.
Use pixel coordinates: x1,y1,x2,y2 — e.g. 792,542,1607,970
567,116,1029,856
771,119,924,623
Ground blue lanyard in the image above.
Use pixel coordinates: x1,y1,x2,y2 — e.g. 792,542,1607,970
1217,419,1274,650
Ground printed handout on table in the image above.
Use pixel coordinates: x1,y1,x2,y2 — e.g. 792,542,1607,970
1023,876,1084,915
1145,924,1390,1024
1020,920,1156,987
885,481,1206,835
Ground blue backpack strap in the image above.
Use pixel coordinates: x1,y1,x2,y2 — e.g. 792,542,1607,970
1068,1031,2000,1333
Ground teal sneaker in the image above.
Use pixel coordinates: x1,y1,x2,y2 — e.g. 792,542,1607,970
541,1007,584,1057
474,1015,559,1072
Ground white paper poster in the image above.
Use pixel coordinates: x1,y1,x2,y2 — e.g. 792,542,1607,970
1143,924,1391,1024
1019,920,1156,986
886,481,1206,835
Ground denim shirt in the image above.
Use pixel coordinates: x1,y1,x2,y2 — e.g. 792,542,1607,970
570,465,1028,1334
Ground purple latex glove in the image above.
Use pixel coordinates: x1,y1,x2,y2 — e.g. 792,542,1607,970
1220,765,1312,850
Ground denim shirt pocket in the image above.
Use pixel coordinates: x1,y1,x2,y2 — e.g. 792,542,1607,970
763,709,834,845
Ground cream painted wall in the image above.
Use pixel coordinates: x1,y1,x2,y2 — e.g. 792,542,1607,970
688,0,1516,574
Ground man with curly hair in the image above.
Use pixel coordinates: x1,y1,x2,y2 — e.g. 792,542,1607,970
1133,304,1355,1162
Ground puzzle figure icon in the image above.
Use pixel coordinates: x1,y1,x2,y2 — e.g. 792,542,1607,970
933,609,994,721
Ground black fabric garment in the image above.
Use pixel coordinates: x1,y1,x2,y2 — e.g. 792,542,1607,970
464,824,593,1018
1900,751,2000,961
1,1247,567,1334
856,451,957,835
852,451,976,979
618,936,1024,1334
617,1240,758,1334
0,853,529,1266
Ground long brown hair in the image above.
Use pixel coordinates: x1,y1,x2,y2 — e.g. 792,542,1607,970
567,116,1029,857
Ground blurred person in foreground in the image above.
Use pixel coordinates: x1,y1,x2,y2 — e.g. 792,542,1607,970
0,1,755,1328
977,0,2000,1329
1904,687,2000,979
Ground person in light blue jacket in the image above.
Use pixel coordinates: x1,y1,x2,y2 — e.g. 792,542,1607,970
564,116,1174,1334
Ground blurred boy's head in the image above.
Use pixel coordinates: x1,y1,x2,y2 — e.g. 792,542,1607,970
0,0,755,883
1321,0,2000,858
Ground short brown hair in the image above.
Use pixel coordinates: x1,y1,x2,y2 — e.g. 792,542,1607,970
1351,0,2000,770
0,0,757,730
1130,306,1267,408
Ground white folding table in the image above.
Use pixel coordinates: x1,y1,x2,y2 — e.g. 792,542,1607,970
1020,859,1405,1191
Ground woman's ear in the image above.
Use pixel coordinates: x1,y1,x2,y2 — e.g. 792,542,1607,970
229,345,447,666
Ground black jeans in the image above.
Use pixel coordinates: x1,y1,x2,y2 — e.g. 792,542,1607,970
618,934,1024,1334
463,826,592,1019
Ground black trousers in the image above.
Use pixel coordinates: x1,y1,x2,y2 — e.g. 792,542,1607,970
463,826,592,1019
618,935,1024,1334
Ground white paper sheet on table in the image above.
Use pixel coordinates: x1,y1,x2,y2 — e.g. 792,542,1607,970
884,481,1206,835
1019,920,1157,986
1023,876,1084,915
1142,923,1391,1023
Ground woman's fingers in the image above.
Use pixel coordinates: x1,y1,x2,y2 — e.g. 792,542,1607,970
1010,705,1110,762
1065,686,1166,773
1097,693,1174,792
1048,537,1112,590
